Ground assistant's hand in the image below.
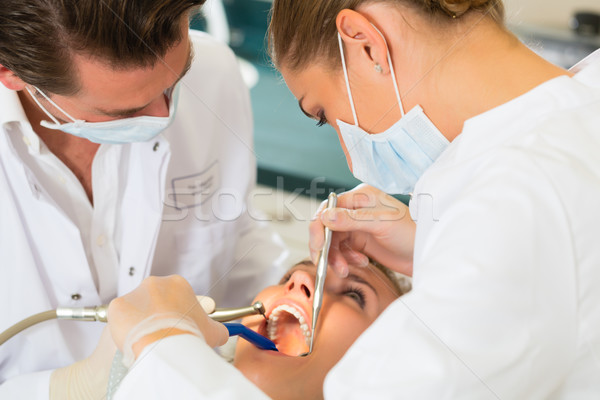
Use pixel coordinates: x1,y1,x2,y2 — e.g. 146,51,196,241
108,275,228,363
50,326,117,399
309,184,415,277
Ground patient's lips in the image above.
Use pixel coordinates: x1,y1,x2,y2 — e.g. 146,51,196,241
267,304,311,356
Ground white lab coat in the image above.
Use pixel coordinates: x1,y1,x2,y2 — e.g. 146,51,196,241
112,53,600,399
0,30,287,397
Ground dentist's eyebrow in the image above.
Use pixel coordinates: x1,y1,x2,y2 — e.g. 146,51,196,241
99,103,151,118
97,42,194,118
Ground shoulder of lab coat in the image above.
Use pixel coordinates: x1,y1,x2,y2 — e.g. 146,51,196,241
114,334,269,400
327,152,575,399
325,74,600,398
0,370,51,400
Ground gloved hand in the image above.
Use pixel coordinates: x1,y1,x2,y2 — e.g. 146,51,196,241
49,326,117,400
309,184,415,277
107,275,228,365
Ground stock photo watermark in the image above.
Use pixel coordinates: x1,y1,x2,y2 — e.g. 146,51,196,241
162,176,439,223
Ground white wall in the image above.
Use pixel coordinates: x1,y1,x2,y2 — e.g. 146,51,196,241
504,0,600,29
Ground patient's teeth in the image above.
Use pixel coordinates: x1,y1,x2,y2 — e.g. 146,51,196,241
267,304,312,345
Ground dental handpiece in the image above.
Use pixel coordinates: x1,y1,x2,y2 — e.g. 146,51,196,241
207,302,266,322
308,192,338,355
0,297,267,346
53,299,266,323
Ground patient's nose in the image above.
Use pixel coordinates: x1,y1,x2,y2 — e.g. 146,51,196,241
285,270,313,299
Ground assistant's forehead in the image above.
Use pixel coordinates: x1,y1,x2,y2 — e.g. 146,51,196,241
281,63,336,93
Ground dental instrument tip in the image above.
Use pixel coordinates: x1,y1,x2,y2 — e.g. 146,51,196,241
254,301,267,320
306,330,315,355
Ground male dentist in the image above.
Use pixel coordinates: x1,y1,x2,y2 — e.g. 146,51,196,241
0,0,285,396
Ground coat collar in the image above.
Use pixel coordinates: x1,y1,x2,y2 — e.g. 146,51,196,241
0,85,42,154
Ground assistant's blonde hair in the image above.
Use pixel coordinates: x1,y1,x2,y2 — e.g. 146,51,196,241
268,0,504,71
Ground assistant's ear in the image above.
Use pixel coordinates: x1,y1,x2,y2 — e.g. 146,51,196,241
0,65,27,91
336,10,390,74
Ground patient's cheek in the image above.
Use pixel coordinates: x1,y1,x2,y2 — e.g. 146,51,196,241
252,286,280,305
323,308,371,352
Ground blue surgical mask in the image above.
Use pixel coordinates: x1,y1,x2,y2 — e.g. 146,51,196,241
25,83,180,144
336,32,449,195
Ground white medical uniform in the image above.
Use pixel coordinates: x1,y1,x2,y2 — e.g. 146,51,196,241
111,53,600,399
0,30,287,397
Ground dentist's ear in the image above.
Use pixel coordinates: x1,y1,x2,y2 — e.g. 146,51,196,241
335,10,390,74
0,65,26,91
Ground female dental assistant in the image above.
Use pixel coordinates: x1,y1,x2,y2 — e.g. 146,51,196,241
104,0,600,398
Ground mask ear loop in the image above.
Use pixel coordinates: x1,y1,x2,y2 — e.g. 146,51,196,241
25,86,79,125
338,33,360,127
337,26,405,125
370,25,405,117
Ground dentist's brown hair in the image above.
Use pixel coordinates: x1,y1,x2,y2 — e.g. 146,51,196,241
0,0,205,96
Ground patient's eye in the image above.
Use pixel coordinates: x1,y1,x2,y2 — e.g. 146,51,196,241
279,271,293,285
343,286,366,309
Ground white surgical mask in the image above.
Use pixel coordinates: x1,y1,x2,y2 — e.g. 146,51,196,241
25,83,180,144
336,31,449,195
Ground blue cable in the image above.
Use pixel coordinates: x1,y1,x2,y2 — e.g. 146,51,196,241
224,323,278,352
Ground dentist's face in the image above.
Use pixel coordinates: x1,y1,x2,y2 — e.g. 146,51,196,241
281,64,354,172
234,260,399,400
23,17,192,124
281,61,403,174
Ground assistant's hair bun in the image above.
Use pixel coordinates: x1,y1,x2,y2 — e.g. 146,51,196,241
430,0,492,18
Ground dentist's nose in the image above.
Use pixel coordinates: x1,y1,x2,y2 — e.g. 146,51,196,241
284,270,314,300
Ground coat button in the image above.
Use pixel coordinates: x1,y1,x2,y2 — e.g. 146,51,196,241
96,235,106,247
128,267,136,276
153,142,160,152
71,293,81,300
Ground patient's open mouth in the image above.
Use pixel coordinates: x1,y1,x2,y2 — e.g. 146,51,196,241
267,304,311,356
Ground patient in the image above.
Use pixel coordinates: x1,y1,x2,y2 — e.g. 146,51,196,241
232,259,410,400
64,259,408,399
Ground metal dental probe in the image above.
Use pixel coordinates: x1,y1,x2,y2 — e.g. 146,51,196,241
307,192,338,355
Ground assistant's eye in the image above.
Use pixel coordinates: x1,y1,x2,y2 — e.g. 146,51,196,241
316,110,328,127
343,286,366,309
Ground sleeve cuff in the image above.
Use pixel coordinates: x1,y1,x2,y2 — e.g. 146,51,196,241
0,369,53,400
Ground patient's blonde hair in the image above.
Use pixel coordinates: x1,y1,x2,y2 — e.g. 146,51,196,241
370,260,412,296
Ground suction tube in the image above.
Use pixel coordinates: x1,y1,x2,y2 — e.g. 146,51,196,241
0,310,58,346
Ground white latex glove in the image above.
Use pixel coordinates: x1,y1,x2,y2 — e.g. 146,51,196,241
107,275,228,363
309,184,415,277
49,326,117,400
